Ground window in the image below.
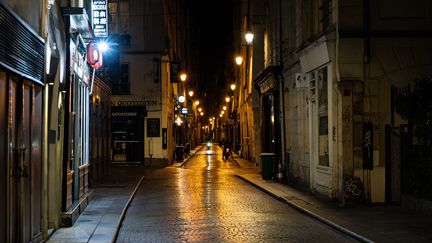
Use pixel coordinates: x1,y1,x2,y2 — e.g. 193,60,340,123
108,0,129,34
112,63,130,95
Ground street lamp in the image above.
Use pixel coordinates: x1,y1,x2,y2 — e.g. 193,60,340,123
235,55,243,66
230,83,236,91
180,72,187,82
195,100,200,106
245,31,254,45
198,107,202,112
223,106,227,111
97,42,109,52
225,96,230,103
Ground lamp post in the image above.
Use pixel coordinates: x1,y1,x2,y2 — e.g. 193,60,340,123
242,29,253,160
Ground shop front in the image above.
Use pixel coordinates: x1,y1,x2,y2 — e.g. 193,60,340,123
60,7,96,226
254,66,282,178
111,106,147,164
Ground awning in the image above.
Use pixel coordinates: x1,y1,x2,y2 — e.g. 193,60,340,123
253,65,281,95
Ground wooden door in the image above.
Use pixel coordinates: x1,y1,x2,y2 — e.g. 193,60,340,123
8,78,43,242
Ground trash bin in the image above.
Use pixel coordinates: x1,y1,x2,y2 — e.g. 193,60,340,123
260,153,275,180
175,146,185,161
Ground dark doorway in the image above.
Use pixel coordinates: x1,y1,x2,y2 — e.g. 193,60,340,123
111,106,146,163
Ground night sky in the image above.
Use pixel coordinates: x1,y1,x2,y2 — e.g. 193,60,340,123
188,0,233,118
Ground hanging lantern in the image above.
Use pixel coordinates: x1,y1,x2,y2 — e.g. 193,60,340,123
86,41,103,69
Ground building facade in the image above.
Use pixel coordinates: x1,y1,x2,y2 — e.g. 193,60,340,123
238,0,432,205
108,0,177,166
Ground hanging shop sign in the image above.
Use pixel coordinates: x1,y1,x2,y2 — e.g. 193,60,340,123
92,0,108,37
254,65,281,95
87,41,103,69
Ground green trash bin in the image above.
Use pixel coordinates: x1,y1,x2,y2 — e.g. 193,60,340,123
260,153,275,180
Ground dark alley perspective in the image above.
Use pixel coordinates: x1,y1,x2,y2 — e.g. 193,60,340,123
2,0,432,242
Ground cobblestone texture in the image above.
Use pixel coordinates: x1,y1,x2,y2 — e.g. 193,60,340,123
116,145,354,242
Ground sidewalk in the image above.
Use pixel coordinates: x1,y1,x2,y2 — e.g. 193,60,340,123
232,154,432,243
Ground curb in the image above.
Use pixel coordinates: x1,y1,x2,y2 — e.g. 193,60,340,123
235,175,374,243
111,176,145,243
179,145,204,167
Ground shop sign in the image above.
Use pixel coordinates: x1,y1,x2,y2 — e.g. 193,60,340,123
111,99,160,111
92,0,108,37
295,73,308,88
87,41,103,69
259,76,276,95
70,40,88,83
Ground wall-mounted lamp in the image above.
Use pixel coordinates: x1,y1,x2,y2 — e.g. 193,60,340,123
245,31,254,45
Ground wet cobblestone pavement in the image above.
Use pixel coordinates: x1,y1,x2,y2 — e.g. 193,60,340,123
116,145,354,242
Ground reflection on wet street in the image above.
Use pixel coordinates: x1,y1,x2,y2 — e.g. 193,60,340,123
116,144,352,242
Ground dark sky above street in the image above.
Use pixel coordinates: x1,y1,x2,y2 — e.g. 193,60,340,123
188,0,233,117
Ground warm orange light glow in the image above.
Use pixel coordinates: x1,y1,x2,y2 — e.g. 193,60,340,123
230,83,236,90
195,100,200,106
180,72,187,82
225,96,230,102
235,55,243,66
198,108,202,112
188,90,194,97
223,106,227,111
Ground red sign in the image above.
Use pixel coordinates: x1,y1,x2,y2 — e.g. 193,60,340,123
86,41,103,69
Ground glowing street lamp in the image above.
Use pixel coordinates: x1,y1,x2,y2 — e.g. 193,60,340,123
188,90,194,97
198,107,202,112
200,112,204,116
195,100,200,106
97,42,109,52
235,55,243,66
230,83,236,91
223,106,227,111
245,31,254,45
180,72,187,82
225,96,230,103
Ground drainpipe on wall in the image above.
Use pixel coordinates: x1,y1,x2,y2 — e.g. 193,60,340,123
278,0,288,183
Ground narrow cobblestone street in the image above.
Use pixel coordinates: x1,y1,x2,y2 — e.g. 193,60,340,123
116,145,354,242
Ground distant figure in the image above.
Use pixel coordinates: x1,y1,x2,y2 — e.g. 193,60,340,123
222,139,233,160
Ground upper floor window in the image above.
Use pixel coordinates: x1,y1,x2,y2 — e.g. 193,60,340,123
109,0,129,34
112,63,130,95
